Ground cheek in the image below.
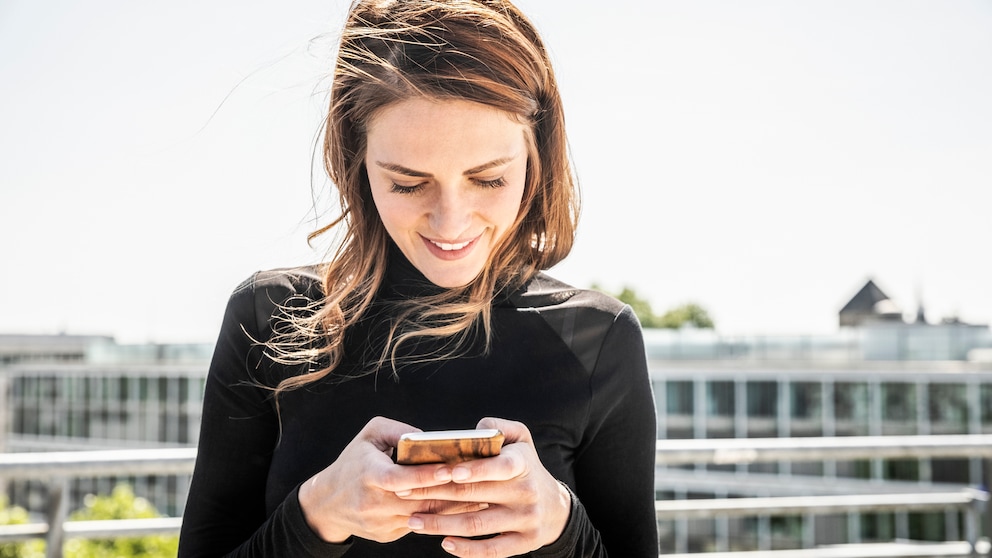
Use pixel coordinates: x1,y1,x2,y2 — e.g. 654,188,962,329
370,188,416,231
488,182,527,230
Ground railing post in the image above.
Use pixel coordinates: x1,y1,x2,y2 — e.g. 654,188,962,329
847,512,861,544
758,514,771,550
45,477,69,558
895,510,909,541
802,513,815,548
964,496,978,556
675,516,688,553
985,458,991,546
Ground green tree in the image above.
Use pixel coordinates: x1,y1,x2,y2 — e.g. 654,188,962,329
0,496,44,558
613,286,664,328
63,484,178,558
591,284,714,330
657,303,715,330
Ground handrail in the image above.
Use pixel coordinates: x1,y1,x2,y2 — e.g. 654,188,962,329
655,489,988,519
4,434,988,477
655,433,992,465
1,435,990,556
0,518,182,543
0,447,197,478
0,449,196,557
653,434,992,555
655,489,988,550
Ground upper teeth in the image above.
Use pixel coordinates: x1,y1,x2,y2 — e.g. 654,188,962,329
432,240,470,251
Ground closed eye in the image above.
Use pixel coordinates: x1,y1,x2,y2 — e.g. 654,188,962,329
473,177,506,189
390,182,427,194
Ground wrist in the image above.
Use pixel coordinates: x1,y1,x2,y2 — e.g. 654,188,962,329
549,481,573,541
298,475,351,544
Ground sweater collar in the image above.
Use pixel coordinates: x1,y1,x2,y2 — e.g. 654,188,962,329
380,240,527,305
381,242,446,300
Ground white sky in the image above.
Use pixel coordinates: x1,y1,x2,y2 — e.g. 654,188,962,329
1,0,990,343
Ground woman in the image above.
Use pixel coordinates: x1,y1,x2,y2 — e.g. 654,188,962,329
178,1,658,556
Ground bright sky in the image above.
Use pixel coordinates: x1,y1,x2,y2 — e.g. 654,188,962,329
1,1,990,343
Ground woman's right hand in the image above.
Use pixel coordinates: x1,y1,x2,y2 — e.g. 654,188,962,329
296,416,474,544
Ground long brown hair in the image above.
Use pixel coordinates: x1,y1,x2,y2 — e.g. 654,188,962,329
264,0,579,394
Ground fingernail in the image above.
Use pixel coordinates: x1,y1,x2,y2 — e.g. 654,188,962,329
442,539,456,552
395,490,411,497
478,502,490,510
435,467,452,481
451,467,470,482
408,516,425,530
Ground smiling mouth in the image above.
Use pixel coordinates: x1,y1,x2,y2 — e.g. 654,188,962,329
421,234,481,259
429,239,472,251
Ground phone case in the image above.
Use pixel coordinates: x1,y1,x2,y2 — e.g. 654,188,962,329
396,429,505,465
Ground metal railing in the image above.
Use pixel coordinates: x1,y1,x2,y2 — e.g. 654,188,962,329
1,436,991,556
654,434,992,555
0,448,196,558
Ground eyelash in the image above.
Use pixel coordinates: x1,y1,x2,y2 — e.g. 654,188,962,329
389,177,506,194
474,177,506,189
390,182,426,194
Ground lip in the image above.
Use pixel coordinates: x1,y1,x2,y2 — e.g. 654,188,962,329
420,233,481,261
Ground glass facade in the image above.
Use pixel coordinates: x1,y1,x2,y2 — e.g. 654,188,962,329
7,369,204,447
2,328,992,551
1,364,207,517
651,364,992,553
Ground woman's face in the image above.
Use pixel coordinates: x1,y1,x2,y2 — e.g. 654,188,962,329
365,98,529,288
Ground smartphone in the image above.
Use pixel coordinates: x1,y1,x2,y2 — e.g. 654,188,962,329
396,429,505,465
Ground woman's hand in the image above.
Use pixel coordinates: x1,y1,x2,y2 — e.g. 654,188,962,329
297,416,485,544
398,417,572,557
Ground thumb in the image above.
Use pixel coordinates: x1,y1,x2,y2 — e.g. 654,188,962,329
476,417,532,444
361,416,421,452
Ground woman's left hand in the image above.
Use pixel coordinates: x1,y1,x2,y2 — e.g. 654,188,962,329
396,417,572,558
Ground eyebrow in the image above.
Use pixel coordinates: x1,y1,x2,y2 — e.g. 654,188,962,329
374,156,516,178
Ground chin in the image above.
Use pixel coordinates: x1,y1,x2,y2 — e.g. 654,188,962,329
423,267,482,289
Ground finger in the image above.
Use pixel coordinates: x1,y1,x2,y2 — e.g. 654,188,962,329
375,462,456,493
475,417,533,445
448,446,528,485
397,478,499,504
440,532,531,558
420,500,491,516
361,416,421,453
409,504,516,539
440,502,490,515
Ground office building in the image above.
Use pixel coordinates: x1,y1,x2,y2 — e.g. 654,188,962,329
2,279,991,550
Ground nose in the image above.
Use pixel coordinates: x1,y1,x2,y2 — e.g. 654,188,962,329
428,185,472,239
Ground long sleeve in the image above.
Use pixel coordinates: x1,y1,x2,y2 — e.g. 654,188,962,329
179,266,659,557
561,304,659,556
178,273,348,557
522,303,657,557
584,304,658,555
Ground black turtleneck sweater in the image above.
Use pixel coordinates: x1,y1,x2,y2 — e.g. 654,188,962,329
178,251,658,557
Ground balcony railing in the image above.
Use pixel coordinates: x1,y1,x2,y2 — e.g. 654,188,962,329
1,436,991,557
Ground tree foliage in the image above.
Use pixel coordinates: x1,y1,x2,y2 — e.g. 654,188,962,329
2,485,178,558
657,303,715,330
0,496,44,558
63,484,178,558
592,284,714,330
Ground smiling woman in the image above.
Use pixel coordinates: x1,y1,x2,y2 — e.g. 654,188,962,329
177,1,658,557
366,98,530,288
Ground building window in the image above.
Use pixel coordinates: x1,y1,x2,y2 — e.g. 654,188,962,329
666,381,693,416
707,381,735,417
929,383,968,434
834,382,869,436
746,382,777,418
882,383,915,422
790,382,821,419
979,384,992,429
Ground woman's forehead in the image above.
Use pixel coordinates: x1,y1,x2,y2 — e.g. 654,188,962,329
365,98,529,169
